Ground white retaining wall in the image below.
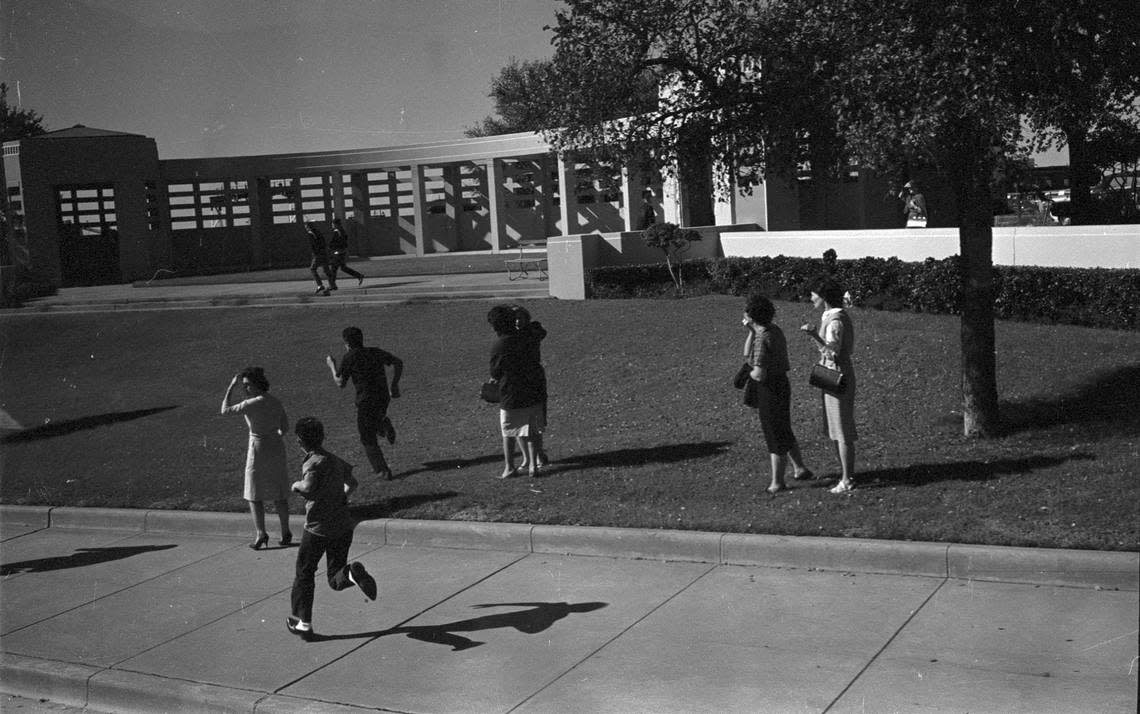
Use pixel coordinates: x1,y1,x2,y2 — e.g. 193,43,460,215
548,225,1139,300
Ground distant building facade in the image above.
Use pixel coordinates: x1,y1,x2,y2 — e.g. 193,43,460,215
3,125,901,288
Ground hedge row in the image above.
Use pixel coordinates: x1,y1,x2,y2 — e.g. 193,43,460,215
587,255,1140,330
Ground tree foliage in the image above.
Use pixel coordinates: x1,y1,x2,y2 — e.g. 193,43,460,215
0,83,47,143
465,58,564,137
1012,0,1140,224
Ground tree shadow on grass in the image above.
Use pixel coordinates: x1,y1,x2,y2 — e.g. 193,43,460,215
350,492,459,522
859,452,1096,489
404,454,502,477
1,544,178,576
550,441,733,474
0,406,179,445
999,365,1140,437
312,601,608,649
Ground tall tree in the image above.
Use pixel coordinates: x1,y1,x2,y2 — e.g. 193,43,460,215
465,58,564,137
0,83,47,142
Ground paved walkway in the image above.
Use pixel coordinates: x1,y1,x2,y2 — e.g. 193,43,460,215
5,271,549,314
1,506,1136,713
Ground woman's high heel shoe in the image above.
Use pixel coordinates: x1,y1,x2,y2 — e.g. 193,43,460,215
249,533,269,550
279,532,293,547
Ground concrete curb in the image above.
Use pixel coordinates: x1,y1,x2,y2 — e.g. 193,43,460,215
0,653,98,710
2,506,1136,591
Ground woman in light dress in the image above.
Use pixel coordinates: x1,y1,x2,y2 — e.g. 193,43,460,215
221,366,292,548
800,279,858,493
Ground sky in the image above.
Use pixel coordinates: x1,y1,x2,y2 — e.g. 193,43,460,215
2,0,564,158
3,0,1066,166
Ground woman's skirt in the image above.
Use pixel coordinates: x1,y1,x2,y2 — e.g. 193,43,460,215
244,433,290,501
821,371,857,442
500,403,545,438
755,375,798,454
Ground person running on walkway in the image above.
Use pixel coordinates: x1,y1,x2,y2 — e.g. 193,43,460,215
328,218,365,287
304,222,336,295
287,416,376,642
220,367,292,549
325,326,403,479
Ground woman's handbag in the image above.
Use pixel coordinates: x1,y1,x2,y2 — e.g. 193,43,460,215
480,379,501,404
732,362,751,389
809,363,846,395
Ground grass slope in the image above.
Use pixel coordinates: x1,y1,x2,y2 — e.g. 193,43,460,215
1,296,1136,551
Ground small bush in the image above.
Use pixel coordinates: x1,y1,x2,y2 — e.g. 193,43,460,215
588,255,1140,330
1,276,57,308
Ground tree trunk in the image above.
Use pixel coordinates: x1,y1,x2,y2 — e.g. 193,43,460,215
677,124,717,227
1065,126,1098,225
958,190,1000,437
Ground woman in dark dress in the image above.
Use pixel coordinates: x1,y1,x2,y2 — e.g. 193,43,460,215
742,294,813,493
488,305,546,479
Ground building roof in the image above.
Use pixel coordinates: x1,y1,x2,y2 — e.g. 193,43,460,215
32,125,149,140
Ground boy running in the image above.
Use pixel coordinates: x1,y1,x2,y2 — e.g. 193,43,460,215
287,416,376,642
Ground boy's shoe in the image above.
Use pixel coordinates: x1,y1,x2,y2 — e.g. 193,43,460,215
329,284,338,291
382,417,397,445
286,616,315,642
829,481,855,494
348,562,378,601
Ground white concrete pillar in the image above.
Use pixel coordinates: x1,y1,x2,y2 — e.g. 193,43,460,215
485,158,507,252
442,164,462,251
410,163,426,256
539,154,557,237
331,171,346,223
620,165,635,231
557,153,577,236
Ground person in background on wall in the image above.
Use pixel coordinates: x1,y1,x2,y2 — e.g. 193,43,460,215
899,181,928,228
220,367,292,549
286,416,377,643
488,305,545,479
512,304,550,470
639,187,658,231
325,326,403,480
742,293,814,493
800,278,858,494
328,218,365,287
305,222,336,295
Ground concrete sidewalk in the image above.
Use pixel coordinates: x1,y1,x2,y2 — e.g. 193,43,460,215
5,271,549,314
1,507,1137,714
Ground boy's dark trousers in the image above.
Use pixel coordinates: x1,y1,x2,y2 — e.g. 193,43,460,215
291,527,355,622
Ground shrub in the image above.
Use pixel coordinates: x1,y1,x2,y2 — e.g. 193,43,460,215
642,222,701,289
1,275,57,308
587,255,1140,330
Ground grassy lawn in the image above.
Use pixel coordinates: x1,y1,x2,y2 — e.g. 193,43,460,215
1,296,1137,551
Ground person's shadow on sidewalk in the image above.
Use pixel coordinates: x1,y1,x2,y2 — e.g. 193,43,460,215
1,544,178,576
314,601,608,650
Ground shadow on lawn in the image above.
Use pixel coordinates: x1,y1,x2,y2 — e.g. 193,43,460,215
860,452,1095,488
552,441,733,472
310,601,608,649
999,364,1140,436
350,492,459,522
0,406,178,445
